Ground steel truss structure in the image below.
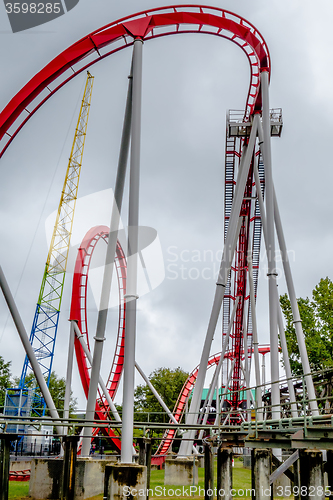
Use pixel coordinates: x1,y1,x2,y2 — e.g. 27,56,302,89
0,5,321,462
18,73,94,413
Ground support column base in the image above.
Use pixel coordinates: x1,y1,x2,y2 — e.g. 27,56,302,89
104,463,147,500
164,457,198,486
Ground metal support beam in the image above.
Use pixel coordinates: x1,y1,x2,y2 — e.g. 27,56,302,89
247,222,263,419
179,115,259,456
276,299,298,418
135,362,177,425
269,450,299,484
81,55,133,456
217,359,236,420
73,321,121,422
200,297,239,432
0,266,62,435
253,161,298,417
63,321,75,434
121,38,143,463
273,189,318,416
260,70,280,420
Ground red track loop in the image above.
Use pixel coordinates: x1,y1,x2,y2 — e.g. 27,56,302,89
155,351,225,456
0,5,270,158
70,225,126,451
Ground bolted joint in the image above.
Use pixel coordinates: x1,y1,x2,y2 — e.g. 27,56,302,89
124,293,139,300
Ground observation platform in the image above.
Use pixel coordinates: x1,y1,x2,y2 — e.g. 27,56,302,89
227,108,283,137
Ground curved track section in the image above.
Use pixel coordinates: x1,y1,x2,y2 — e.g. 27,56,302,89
156,352,223,456
70,225,126,450
0,5,270,157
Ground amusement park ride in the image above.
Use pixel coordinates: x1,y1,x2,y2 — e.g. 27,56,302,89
0,5,319,463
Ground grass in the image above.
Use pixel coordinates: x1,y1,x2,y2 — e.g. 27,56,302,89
8,481,29,499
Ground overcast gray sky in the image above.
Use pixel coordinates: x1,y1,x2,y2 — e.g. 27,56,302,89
1,0,333,410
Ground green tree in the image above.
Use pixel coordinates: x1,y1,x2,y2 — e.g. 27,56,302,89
280,277,333,376
14,371,77,417
0,355,12,412
134,366,189,423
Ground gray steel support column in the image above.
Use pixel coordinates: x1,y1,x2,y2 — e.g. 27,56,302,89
255,117,317,415
217,359,236,418
121,38,143,463
81,58,134,456
239,360,256,407
247,229,263,419
262,354,266,395
254,165,297,418
276,299,298,417
217,448,233,500
63,321,75,434
299,450,324,500
0,266,62,435
243,301,251,421
273,189,318,415
200,297,239,430
179,116,259,456
253,162,297,415
260,70,280,420
252,448,272,500
73,322,121,422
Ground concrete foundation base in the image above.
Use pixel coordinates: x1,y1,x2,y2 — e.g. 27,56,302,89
29,457,115,499
164,457,198,486
252,448,272,500
299,450,324,500
104,463,147,500
217,448,232,500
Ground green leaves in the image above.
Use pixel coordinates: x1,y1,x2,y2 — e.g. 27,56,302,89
134,366,189,423
280,277,333,376
0,355,12,411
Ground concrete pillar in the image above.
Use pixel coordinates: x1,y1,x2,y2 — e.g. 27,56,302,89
299,450,324,500
62,436,79,500
146,439,152,497
204,444,214,500
252,448,272,500
0,435,15,500
104,463,147,500
138,438,145,465
217,448,232,500
164,457,198,486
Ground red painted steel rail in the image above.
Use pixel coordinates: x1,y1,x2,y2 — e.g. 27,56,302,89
70,226,126,451
0,5,270,158
0,5,272,454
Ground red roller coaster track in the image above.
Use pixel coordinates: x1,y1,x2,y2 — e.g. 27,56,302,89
0,5,270,158
0,5,272,453
70,226,127,451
